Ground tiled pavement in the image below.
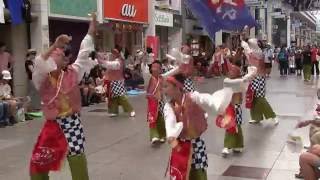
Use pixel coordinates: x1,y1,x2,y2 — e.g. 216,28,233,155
0,70,318,180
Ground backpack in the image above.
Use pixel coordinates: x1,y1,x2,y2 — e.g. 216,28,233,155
278,52,286,61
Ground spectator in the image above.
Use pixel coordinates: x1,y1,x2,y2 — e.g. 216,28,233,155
0,70,17,124
295,49,303,76
311,45,319,76
278,47,288,76
303,45,312,82
80,73,95,106
288,52,296,74
0,101,10,127
263,43,273,77
0,42,14,72
25,49,41,110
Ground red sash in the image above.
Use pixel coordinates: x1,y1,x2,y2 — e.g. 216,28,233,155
30,120,68,175
147,96,159,128
215,104,237,134
104,80,112,106
245,83,254,109
169,140,192,180
222,59,229,75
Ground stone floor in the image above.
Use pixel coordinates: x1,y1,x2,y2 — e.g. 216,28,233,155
0,70,318,180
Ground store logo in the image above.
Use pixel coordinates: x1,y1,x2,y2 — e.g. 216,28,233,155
121,4,137,18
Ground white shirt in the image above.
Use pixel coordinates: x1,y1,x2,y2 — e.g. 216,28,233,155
163,89,233,138
0,83,12,99
0,0,5,24
33,34,97,90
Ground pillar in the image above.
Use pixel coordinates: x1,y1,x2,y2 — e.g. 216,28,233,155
287,16,291,47
215,30,223,46
267,0,273,44
145,0,156,36
11,24,28,97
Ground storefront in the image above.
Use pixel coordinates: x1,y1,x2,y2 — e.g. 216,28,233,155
153,9,182,60
184,19,214,56
48,0,97,61
102,0,148,55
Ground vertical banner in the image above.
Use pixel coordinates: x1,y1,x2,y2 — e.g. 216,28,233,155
146,36,159,59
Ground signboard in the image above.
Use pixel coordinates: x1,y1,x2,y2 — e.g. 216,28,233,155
50,0,97,18
173,14,182,28
104,0,148,24
154,10,173,27
245,0,265,7
283,0,320,11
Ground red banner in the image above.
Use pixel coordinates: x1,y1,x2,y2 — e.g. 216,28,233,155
146,36,159,59
147,97,159,128
30,120,68,175
245,83,254,109
169,141,192,180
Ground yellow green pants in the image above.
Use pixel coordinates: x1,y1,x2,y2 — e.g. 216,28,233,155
250,97,276,122
303,64,312,81
224,125,243,149
30,154,89,180
149,114,166,140
108,96,133,114
189,168,207,180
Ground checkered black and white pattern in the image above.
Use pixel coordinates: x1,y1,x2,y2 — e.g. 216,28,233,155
234,104,243,125
111,80,126,98
191,138,208,169
56,113,85,156
251,76,266,97
184,77,195,93
158,100,165,116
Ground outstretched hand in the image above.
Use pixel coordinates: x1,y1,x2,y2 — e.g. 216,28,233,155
55,35,72,48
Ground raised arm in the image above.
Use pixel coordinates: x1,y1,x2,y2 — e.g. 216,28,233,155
32,35,71,90
72,13,98,82
190,88,233,115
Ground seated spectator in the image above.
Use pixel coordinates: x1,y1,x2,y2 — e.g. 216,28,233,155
80,73,95,106
299,144,320,180
0,71,30,124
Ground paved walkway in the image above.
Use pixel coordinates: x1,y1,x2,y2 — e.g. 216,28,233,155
0,70,318,180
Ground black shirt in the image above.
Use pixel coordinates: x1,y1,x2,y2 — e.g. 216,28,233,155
302,50,312,65
25,60,33,80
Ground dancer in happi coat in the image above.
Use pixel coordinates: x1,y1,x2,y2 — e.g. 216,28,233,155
138,50,179,145
103,48,135,117
221,56,257,156
241,39,278,125
164,74,232,180
29,14,98,180
211,46,223,77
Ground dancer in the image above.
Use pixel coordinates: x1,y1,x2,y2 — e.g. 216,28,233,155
146,61,167,144
211,46,223,77
221,57,257,156
164,74,232,180
180,45,196,93
241,39,278,125
29,14,98,180
103,49,135,117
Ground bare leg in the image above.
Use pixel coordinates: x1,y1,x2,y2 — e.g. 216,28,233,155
299,152,319,180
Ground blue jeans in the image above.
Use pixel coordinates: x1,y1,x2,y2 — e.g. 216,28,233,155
0,102,9,123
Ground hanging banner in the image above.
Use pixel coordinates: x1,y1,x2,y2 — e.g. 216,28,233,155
146,36,159,59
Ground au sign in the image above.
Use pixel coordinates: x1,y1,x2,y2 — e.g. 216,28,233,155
121,4,136,18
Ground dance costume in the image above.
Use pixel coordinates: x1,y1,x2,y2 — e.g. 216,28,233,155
30,34,97,180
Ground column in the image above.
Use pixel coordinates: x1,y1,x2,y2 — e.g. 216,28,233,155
215,30,223,45
145,0,156,36
11,24,28,97
287,16,291,47
267,0,273,43
250,7,256,38
30,0,49,52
